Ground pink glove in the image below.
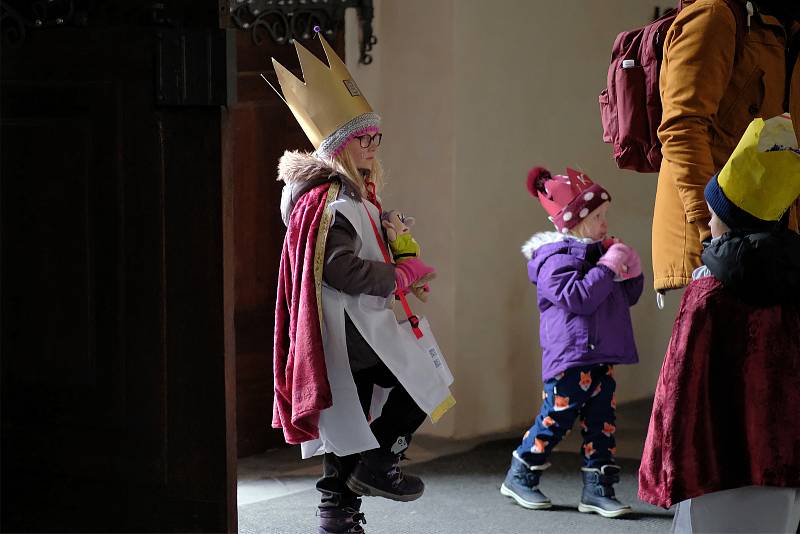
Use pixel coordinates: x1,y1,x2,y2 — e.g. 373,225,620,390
394,258,436,294
597,243,632,279
625,247,642,278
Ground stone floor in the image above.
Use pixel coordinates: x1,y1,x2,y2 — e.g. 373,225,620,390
237,398,665,533
237,397,653,507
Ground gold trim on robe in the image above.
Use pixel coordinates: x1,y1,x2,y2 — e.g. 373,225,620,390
313,181,341,330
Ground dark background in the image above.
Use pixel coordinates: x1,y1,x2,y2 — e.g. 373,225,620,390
0,0,352,530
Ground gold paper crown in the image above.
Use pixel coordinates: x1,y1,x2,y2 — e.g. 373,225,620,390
270,36,374,151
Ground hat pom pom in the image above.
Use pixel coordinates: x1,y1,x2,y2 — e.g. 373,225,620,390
526,166,551,198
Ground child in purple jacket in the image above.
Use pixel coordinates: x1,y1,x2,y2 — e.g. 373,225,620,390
500,166,643,518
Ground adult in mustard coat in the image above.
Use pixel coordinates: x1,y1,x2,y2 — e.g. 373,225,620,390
653,0,800,293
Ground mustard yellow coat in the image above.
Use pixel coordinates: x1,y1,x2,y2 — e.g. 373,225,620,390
653,0,800,292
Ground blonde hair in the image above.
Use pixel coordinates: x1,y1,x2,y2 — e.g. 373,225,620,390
331,147,384,197
565,200,611,239
569,218,592,239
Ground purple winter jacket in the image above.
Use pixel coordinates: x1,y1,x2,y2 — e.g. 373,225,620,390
522,232,643,380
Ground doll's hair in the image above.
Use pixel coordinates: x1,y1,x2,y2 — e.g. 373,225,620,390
330,146,384,197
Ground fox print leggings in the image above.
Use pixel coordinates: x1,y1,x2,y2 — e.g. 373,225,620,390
516,364,617,468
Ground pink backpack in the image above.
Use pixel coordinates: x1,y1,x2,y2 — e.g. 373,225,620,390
599,1,746,173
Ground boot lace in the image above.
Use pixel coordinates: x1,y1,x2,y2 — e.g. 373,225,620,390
348,517,366,533
385,452,411,488
345,508,367,533
352,511,366,525
387,462,405,487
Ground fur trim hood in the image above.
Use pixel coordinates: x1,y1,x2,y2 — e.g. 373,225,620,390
521,231,591,260
278,150,336,186
277,150,360,226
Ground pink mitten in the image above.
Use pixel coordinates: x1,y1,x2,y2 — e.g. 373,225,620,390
626,247,642,278
394,258,436,293
597,243,632,278
601,237,620,251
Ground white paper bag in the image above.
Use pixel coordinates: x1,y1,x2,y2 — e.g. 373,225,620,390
399,316,453,386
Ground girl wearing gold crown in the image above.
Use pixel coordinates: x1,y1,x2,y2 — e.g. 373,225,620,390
269,34,455,534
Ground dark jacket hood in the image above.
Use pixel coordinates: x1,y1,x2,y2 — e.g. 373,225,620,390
701,229,800,305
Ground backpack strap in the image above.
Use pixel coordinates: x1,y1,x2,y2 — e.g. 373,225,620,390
722,0,749,60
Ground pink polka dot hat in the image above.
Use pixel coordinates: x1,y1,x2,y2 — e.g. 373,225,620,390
526,166,611,234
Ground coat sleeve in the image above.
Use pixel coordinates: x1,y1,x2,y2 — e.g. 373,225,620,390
657,1,737,224
622,274,645,306
537,255,616,316
323,213,396,297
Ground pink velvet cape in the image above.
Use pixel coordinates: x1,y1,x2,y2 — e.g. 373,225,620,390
639,277,800,508
272,183,335,444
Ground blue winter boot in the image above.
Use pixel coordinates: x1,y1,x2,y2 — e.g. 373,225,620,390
499,451,552,510
578,464,632,518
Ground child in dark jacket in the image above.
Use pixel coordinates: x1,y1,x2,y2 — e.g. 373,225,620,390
500,167,643,518
639,115,800,534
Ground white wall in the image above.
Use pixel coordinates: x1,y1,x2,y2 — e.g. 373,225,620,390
348,1,681,440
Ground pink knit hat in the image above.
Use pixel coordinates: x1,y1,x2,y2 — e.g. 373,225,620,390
527,167,611,233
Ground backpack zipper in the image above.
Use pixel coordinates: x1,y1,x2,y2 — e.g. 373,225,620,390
746,1,753,30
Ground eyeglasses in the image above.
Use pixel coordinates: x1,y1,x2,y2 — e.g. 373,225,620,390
356,132,382,148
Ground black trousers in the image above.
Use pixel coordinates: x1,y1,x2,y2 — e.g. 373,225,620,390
316,358,426,508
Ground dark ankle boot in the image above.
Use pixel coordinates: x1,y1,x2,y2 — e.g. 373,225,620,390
499,452,552,509
578,464,632,518
318,503,367,534
346,449,424,502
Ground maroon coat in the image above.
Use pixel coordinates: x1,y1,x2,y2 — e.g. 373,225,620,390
639,275,800,508
272,183,333,444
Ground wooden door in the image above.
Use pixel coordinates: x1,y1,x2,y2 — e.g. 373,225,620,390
226,26,345,457
1,2,236,531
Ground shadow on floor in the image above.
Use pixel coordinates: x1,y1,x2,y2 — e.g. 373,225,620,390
238,437,672,534
237,398,671,533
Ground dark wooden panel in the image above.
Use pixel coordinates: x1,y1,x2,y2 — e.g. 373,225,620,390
1,9,235,531
230,101,300,456
1,81,125,478
4,117,95,386
160,109,229,502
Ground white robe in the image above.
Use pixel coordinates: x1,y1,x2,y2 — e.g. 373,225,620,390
300,192,454,459
672,486,800,534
